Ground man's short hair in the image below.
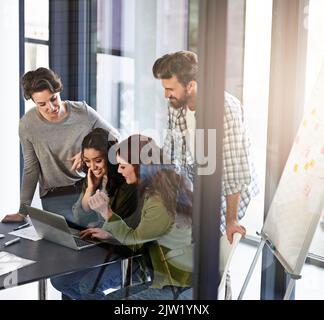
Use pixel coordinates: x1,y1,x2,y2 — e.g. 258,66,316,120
152,51,198,87
22,67,63,100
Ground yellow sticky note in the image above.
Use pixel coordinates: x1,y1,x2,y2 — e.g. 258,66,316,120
310,160,315,168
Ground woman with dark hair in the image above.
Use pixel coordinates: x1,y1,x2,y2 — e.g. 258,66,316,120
50,128,139,299
1,67,118,224
80,134,193,300
72,128,137,227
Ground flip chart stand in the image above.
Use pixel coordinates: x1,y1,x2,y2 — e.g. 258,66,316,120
238,231,301,300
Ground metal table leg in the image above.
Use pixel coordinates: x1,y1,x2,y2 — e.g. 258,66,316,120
38,279,47,300
121,258,132,287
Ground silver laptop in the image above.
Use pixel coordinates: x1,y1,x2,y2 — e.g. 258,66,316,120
25,205,98,251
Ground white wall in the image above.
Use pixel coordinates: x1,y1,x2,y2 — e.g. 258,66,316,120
0,0,20,218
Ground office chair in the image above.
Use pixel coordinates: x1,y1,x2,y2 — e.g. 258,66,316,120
104,240,192,300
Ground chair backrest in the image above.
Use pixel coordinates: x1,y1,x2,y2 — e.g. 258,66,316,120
218,232,242,300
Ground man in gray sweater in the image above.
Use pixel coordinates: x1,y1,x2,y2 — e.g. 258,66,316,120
2,67,118,224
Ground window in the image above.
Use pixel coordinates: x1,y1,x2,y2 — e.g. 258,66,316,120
96,0,188,144
24,0,49,112
241,0,273,240
25,0,49,69
303,0,324,260
236,0,324,300
0,0,20,215
24,0,49,207
296,0,324,299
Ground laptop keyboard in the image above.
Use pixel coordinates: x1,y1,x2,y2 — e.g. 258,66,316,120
73,236,93,248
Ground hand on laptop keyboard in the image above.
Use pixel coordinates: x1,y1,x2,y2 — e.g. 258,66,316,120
79,227,111,240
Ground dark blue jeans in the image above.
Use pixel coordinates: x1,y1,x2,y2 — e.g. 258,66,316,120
51,259,143,300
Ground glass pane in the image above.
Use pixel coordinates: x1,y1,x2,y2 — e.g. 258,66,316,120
188,0,198,53
293,0,324,299
24,42,49,112
241,0,273,240
25,42,49,71
96,0,193,300
305,0,324,258
25,0,49,40
0,0,20,217
224,0,272,300
96,0,188,141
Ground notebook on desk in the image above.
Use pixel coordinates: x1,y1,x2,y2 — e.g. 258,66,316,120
24,205,98,251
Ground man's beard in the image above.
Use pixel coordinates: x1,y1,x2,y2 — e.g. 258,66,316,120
169,94,189,109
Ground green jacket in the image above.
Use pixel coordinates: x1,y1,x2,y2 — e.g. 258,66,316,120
103,194,192,289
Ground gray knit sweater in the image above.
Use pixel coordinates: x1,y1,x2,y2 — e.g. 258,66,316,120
19,101,119,212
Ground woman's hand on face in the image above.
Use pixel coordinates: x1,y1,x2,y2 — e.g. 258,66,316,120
88,190,110,220
87,168,102,191
79,228,111,240
70,152,82,171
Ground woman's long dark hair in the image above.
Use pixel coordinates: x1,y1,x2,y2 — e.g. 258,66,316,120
117,134,192,221
81,128,122,197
